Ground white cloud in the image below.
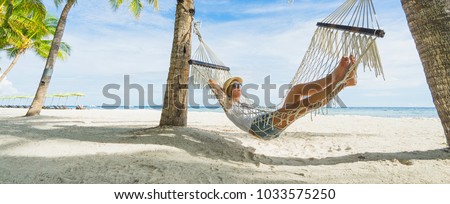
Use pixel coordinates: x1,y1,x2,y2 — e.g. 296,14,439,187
0,78,18,96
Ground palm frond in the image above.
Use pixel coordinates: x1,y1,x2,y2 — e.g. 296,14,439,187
32,39,50,58
109,0,124,11
53,0,65,8
109,0,159,18
1,1,72,62
129,0,143,18
32,39,70,61
146,0,158,10
1,0,51,49
40,14,57,35
54,0,77,8
5,46,22,58
57,41,71,60
14,0,46,22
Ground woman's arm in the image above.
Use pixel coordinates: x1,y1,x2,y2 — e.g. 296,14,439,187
208,79,231,109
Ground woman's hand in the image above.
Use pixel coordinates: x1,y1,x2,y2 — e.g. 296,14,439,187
209,79,218,85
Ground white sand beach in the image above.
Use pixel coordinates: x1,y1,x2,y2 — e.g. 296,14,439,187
0,108,449,184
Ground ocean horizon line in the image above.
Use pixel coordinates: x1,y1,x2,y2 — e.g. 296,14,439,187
2,106,438,118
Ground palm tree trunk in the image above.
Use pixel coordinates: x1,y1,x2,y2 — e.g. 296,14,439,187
401,0,450,146
0,49,23,82
159,0,195,126
26,0,75,116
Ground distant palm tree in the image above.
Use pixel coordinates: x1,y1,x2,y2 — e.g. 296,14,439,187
26,0,76,116
401,0,450,146
0,15,71,82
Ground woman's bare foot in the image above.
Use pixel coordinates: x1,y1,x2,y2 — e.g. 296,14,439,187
345,55,357,86
345,70,357,86
332,56,351,83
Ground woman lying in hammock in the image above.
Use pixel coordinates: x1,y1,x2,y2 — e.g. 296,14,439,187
208,55,357,140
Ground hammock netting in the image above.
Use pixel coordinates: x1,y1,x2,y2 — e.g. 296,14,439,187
189,0,385,139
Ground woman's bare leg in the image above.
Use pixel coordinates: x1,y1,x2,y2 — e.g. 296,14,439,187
274,55,356,128
283,55,354,107
283,74,333,106
300,55,354,107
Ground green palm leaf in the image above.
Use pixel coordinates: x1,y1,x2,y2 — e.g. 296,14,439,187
109,0,158,18
1,1,71,83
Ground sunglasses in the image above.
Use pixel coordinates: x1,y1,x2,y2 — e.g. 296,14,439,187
231,83,242,89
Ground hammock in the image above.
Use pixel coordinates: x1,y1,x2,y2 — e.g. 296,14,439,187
189,0,385,140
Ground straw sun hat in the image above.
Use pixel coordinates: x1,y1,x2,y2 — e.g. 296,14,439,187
223,77,243,97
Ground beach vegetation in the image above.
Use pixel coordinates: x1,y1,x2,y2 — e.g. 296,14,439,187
0,0,46,73
0,13,71,82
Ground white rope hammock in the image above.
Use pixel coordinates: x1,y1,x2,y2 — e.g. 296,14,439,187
189,0,385,140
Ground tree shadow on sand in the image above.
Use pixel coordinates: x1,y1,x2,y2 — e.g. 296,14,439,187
131,127,450,167
1,115,449,168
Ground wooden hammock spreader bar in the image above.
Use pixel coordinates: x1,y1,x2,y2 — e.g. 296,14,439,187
189,60,231,71
316,22,386,38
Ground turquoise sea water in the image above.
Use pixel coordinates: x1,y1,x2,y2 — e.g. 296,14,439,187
316,107,438,118
1,105,438,118
97,106,439,119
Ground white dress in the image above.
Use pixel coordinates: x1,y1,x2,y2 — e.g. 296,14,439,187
224,101,262,132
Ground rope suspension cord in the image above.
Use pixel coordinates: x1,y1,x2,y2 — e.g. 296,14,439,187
190,22,233,88
317,0,384,38
291,0,384,87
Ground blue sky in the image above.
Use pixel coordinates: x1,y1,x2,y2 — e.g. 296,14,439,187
0,0,434,107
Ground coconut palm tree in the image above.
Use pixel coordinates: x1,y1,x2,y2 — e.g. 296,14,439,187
26,0,76,116
159,0,195,126
111,0,194,126
1,0,46,74
401,0,450,146
0,0,47,49
109,0,195,126
0,15,71,82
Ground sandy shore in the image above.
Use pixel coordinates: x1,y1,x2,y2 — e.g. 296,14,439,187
0,108,449,184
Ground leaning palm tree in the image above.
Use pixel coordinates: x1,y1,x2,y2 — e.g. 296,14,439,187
401,0,450,146
26,0,76,116
0,15,71,82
